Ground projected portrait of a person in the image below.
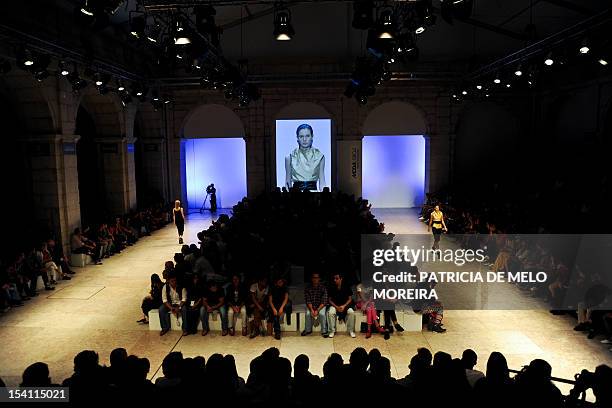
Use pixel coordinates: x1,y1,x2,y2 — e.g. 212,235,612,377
284,123,326,191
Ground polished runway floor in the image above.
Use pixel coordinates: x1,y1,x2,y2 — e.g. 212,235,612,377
0,207,610,398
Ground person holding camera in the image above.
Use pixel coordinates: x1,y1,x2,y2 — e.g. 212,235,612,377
206,184,217,212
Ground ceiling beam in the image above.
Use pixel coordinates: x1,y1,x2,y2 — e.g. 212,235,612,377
541,0,595,16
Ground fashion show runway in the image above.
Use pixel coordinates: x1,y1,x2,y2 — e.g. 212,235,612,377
0,208,609,397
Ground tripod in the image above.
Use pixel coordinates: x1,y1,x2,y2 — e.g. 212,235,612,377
199,193,210,213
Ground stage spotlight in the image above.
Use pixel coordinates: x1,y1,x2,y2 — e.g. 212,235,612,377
544,52,554,66
440,0,473,24
58,61,70,76
476,84,482,90
174,32,192,45
163,95,171,104
147,23,161,43
352,0,374,30
506,83,511,88
0,58,11,74
130,16,146,38
80,0,94,16
274,8,295,41
377,9,394,39
117,79,125,92
514,65,523,76
599,58,609,66
462,90,467,95
34,70,49,82
493,74,501,84
195,5,220,47
485,93,490,98
579,39,590,54
16,47,34,69
415,26,425,35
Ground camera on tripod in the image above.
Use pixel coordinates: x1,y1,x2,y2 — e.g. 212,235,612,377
200,183,218,213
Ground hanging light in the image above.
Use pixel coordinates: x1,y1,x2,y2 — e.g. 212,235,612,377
80,0,94,16
544,52,554,66
377,9,394,39
514,64,523,76
579,38,590,54
274,7,295,41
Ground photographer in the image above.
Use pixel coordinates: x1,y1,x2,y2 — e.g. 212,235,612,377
206,184,217,212
566,365,612,408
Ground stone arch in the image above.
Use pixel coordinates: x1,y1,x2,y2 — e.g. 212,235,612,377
0,70,56,135
181,103,245,138
179,103,248,209
361,100,429,136
78,88,125,137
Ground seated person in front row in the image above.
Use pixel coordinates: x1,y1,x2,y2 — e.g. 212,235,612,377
248,276,269,338
327,273,356,338
302,272,329,337
182,274,206,335
268,277,289,340
201,280,227,336
226,274,249,336
159,273,186,336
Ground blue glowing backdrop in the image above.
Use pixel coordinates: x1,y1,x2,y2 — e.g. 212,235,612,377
362,135,425,208
184,138,247,209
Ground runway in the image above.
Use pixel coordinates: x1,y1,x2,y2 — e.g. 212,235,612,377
0,207,609,398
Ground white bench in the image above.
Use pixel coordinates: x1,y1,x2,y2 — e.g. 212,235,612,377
148,309,298,332
294,306,422,333
70,253,92,268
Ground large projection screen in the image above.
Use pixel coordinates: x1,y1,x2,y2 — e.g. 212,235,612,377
362,135,425,208
275,119,331,191
184,138,247,209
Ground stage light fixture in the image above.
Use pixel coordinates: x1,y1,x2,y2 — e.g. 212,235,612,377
377,9,394,39
514,64,523,76
147,23,161,43
462,90,467,95
0,58,11,74
174,33,192,45
80,0,94,16
117,79,125,92
440,0,473,24
476,84,482,90
485,93,490,98
415,26,425,35
130,16,146,38
579,39,590,54
58,61,70,76
599,58,609,66
493,74,501,84
506,83,511,88
274,8,295,41
544,52,554,66
16,47,34,69
352,0,374,30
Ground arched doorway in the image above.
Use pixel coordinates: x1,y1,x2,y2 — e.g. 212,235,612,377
75,106,105,226
180,104,247,210
361,101,428,208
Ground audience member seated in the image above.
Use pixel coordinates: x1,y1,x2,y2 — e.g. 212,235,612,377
158,273,186,336
268,277,289,340
327,272,356,338
182,273,205,335
301,272,329,337
462,348,485,387
248,276,269,338
137,273,163,324
70,228,102,265
201,280,227,336
226,274,248,336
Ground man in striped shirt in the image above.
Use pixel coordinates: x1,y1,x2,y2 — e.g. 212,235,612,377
301,272,329,337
